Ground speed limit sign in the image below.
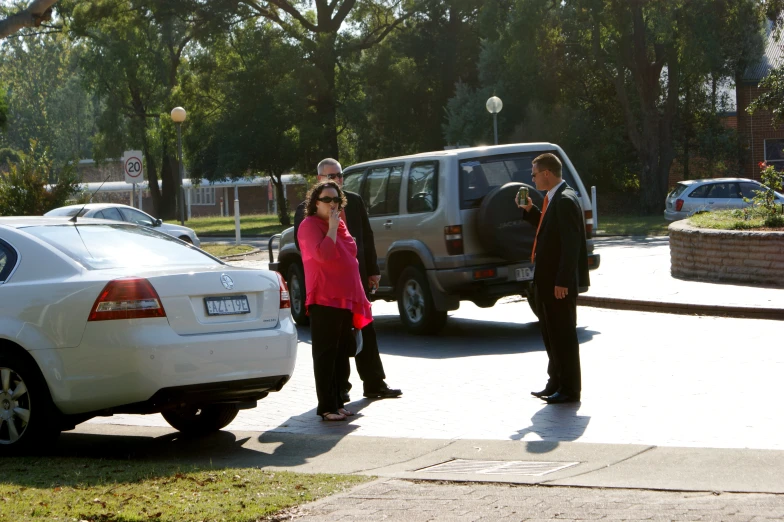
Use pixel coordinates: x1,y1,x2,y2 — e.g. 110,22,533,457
123,150,144,184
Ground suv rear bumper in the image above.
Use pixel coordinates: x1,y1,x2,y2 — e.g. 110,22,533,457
431,253,600,305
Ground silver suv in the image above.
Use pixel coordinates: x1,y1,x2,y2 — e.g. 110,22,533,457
270,143,600,334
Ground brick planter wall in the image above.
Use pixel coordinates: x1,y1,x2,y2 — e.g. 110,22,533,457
669,220,784,287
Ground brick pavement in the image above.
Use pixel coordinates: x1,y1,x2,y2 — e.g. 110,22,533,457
289,479,784,521
89,303,784,451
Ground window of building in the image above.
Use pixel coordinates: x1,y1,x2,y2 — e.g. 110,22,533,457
764,139,784,170
192,187,216,206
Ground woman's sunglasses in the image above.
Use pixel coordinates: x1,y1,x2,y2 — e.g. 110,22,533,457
316,196,342,204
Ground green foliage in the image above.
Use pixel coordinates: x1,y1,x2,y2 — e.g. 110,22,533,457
690,206,784,230
0,141,81,216
752,163,784,226
0,31,95,164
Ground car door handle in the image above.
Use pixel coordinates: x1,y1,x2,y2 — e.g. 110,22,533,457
384,220,393,229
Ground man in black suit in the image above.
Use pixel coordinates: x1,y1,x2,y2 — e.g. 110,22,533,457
294,158,402,401
517,153,589,404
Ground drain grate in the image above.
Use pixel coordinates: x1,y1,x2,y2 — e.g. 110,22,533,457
415,459,579,477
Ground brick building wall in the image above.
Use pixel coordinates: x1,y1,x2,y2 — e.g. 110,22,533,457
737,84,784,180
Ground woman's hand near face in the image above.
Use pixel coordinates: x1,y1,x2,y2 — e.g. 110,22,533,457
326,206,340,242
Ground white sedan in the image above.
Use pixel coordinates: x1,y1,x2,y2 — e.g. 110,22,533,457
0,217,297,452
45,203,201,247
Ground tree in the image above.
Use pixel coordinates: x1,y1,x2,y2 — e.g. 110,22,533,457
0,140,80,216
182,20,306,226
0,31,94,164
69,0,199,219
0,0,59,39
567,0,764,213
175,0,416,168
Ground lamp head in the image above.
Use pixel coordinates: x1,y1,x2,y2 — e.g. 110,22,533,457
486,96,503,114
170,106,187,123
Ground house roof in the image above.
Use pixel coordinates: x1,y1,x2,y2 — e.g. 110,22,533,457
742,21,784,84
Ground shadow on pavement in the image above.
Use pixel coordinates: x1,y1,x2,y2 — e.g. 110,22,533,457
510,403,591,452
595,236,669,248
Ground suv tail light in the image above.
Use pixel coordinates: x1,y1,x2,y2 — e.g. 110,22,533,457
276,272,291,309
88,278,165,321
584,209,593,239
675,199,684,211
444,225,464,255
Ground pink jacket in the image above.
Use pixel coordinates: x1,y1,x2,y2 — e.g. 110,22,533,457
298,215,373,330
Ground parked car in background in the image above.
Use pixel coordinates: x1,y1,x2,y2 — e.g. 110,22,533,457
664,178,784,221
0,217,296,453
45,203,201,246
270,143,599,334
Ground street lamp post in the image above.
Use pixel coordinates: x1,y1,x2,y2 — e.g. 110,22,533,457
170,106,187,226
486,96,503,145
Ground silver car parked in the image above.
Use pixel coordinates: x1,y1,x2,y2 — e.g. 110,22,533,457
664,177,784,221
45,203,201,246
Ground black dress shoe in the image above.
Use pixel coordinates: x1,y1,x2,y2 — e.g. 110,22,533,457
363,381,402,399
531,387,558,398
544,392,580,404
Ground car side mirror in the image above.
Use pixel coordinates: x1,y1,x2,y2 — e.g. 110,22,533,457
155,219,163,227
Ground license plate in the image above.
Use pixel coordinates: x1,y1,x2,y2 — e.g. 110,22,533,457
515,267,533,281
204,295,250,316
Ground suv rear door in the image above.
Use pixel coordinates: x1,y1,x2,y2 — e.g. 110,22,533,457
458,150,582,263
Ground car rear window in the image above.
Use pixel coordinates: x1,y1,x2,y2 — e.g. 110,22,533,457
458,152,579,209
668,183,690,199
23,224,220,270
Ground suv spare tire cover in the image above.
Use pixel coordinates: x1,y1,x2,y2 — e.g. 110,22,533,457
476,182,544,262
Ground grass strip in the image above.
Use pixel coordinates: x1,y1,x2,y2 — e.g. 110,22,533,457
595,214,670,237
188,215,291,237
688,208,784,230
200,243,256,257
0,457,369,522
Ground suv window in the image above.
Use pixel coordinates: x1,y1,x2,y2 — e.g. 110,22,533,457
119,207,155,226
342,168,364,194
727,183,742,198
458,152,578,209
408,161,438,213
0,239,19,282
361,164,403,216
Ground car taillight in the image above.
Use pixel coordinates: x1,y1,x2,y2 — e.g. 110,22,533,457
276,272,291,309
444,225,463,255
88,277,165,321
675,199,684,211
584,209,593,239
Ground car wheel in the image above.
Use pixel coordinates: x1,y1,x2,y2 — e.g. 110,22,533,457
179,236,193,244
161,404,239,435
287,262,309,326
523,288,539,319
396,266,447,335
0,353,60,454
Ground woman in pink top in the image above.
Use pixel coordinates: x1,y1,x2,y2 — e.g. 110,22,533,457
298,181,373,421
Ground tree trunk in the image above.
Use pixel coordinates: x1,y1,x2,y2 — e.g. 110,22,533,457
159,147,178,220
273,175,290,226
312,33,339,161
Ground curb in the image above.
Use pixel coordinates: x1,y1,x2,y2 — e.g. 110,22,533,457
578,295,784,321
217,248,263,261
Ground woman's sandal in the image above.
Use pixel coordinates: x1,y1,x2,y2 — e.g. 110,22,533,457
320,412,346,421
338,408,354,417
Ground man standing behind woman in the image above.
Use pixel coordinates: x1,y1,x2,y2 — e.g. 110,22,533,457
517,153,589,404
298,181,373,420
